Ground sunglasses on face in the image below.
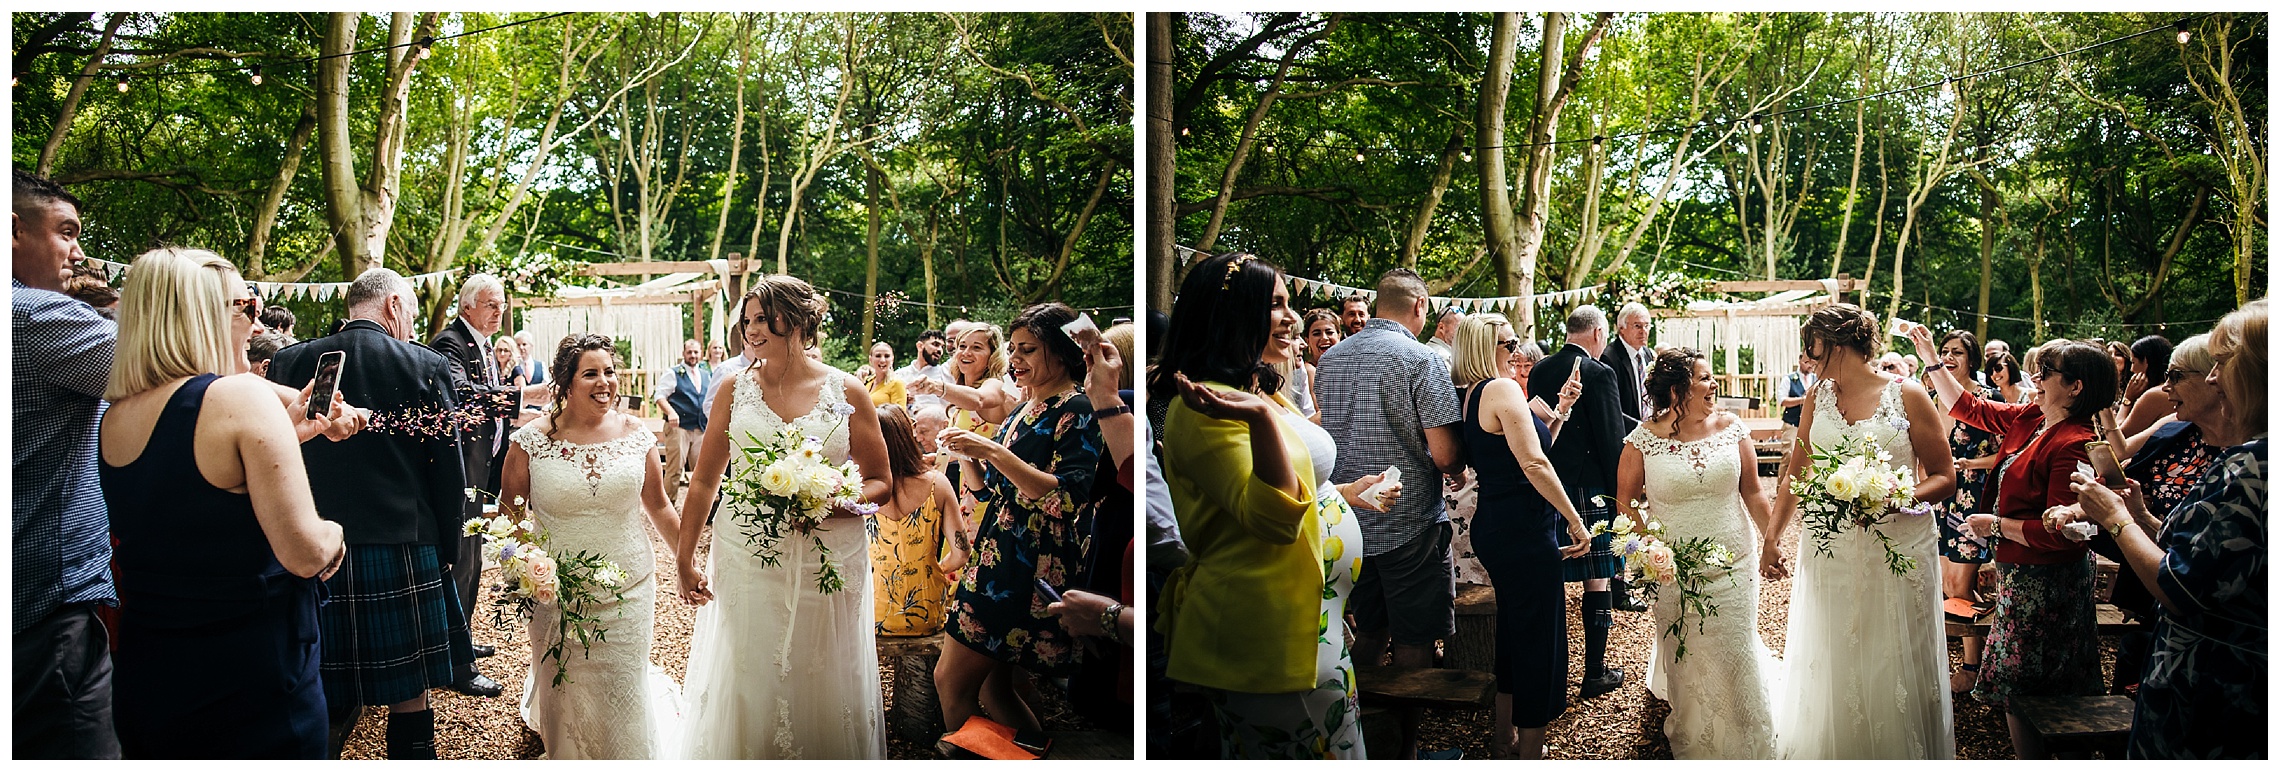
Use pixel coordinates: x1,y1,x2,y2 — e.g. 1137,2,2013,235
1497,339,1521,354
2165,367,2205,385
231,284,262,322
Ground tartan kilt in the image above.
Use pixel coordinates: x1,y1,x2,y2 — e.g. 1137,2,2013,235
1559,485,1623,582
318,544,474,707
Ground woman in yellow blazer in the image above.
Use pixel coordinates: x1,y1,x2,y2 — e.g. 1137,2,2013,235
1154,253,1394,759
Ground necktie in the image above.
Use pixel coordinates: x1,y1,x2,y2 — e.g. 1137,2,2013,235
477,330,503,454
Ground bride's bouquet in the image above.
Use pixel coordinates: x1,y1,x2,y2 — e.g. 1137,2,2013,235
1790,435,1933,575
1594,505,1739,661
721,424,878,594
463,491,628,687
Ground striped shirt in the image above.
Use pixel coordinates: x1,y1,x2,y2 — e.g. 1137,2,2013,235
1315,318,1461,557
12,280,118,633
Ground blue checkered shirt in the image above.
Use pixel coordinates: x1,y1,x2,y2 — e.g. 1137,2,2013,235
1314,318,1462,557
12,280,118,633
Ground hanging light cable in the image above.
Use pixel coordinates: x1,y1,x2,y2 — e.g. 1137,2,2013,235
2174,19,2192,44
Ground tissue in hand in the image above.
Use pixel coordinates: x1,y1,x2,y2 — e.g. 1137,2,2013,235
2061,521,2100,542
1360,466,1402,510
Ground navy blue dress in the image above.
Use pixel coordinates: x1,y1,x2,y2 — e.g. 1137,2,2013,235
101,374,327,758
1461,380,1569,727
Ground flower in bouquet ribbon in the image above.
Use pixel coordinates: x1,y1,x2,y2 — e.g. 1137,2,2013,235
1610,513,1638,534
800,466,842,499
497,542,520,562
463,518,485,537
760,462,800,497
1863,468,1895,503
1826,465,1863,500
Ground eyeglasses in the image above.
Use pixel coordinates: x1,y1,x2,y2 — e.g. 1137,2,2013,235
1497,339,1521,354
2034,368,2062,382
2165,367,2206,385
231,285,261,322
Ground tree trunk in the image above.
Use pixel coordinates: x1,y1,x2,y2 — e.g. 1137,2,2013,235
1497,12,1610,340
710,16,753,262
1479,12,1520,316
1975,181,1997,339
1400,124,1467,270
245,101,317,280
317,12,437,280
861,123,882,350
36,13,124,177
1828,49,1872,279
317,12,371,278
1146,12,1178,311
1195,17,1337,253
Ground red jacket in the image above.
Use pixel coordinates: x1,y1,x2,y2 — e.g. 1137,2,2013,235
1949,391,2096,565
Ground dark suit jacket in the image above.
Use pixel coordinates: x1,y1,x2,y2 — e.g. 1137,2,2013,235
430,317,518,497
269,320,466,551
1529,343,1624,495
1601,338,1650,434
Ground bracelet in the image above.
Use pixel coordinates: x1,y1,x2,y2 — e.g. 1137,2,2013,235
1925,363,1949,372
1092,404,1133,420
1993,516,2005,542
1100,602,1126,645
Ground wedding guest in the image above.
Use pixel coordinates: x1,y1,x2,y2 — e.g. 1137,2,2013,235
429,273,527,697
492,333,527,389
1986,351,2024,404
1301,308,1341,366
1920,328,2114,759
706,340,727,369
920,321,1013,528
897,329,951,409
1338,295,1370,335
247,332,289,378
870,404,968,637
2086,334,2233,695
2103,340,2135,400
1451,313,1590,759
1426,309,1465,361
1923,329,1998,694
912,403,951,470
99,247,351,758
652,339,711,504
1601,302,1654,434
2117,335,2174,436
271,268,473,758
1071,322,1138,730
935,303,1104,748
1531,305,1631,699
1516,342,1557,424
1778,353,1818,445
260,304,297,341
1155,252,1388,759
2069,300,2266,760
865,341,908,408
61,261,119,318
13,170,121,759
516,330,547,385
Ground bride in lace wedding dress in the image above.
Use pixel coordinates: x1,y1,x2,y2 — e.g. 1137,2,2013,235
673,277,895,759
500,335,688,759
1767,306,1957,759
1615,350,1783,759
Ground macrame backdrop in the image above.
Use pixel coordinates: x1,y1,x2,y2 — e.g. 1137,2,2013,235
521,305,686,377
1657,312,1802,381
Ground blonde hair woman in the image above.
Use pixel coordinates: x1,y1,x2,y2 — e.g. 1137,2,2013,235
98,247,352,757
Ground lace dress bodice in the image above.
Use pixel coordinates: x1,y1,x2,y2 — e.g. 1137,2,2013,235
730,367,853,467
1809,378,1915,472
1626,420,1756,555
510,421,680,759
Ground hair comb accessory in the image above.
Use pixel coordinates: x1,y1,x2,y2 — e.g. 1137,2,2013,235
1219,253,1257,291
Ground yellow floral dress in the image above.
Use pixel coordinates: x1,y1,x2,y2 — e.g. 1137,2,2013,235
869,492,949,637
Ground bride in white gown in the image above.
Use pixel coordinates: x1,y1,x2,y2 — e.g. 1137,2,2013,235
1766,305,1958,759
500,335,688,759
1615,349,1783,759
674,276,895,759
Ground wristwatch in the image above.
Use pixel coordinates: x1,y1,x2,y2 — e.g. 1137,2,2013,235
1093,404,1133,420
1101,602,1126,644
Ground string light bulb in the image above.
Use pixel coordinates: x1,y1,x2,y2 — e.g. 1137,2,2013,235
1263,143,1274,154
1180,126,1189,137
116,76,129,93
249,65,263,86
1750,116,1763,134
1354,150,1366,162
1941,78,1954,98
1592,135,1607,149
2174,19,2191,44
416,36,435,60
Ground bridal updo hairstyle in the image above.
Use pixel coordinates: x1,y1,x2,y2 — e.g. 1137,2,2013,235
546,333,617,438
1149,252,1285,396
741,274,829,347
1800,303,1883,363
1643,347,1710,419
1008,302,1090,386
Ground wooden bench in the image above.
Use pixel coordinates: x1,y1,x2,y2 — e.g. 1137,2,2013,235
878,633,947,744
1948,603,2141,639
1357,705,1404,760
1354,665,1496,710
1044,730,1133,760
2010,695,2135,758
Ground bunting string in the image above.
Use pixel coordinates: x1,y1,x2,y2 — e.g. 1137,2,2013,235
83,256,459,304
1285,274,1602,317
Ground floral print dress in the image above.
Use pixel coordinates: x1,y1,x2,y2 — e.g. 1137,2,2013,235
1939,386,2002,562
2129,438,2267,759
946,389,1101,676
870,492,949,637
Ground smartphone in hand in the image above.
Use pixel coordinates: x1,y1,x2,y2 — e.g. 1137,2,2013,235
1035,578,1064,604
307,351,347,420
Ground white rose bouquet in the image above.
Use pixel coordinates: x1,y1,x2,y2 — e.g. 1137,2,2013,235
463,491,628,687
1790,435,1933,575
720,423,878,594
1593,506,1739,661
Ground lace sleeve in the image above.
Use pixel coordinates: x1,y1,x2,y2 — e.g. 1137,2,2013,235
1624,423,1663,455
511,422,552,456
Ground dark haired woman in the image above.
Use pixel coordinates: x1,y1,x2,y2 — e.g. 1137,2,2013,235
1909,326,2114,759
1613,347,1783,759
1769,304,1958,759
2117,335,2175,436
868,403,968,637
1924,329,1999,695
677,274,896,759
1452,314,1589,759
933,301,1107,752
1985,351,2025,404
1155,253,1393,758
497,334,686,758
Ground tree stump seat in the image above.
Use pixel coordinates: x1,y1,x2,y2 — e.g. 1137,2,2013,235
878,632,946,745
1446,582,1498,673
1951,603,2138,638
2010,695,2136,758
1353,665,1496,711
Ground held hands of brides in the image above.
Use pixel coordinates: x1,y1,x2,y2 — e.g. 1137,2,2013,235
1335,473,1398,513
677,560,714,606
1759,540,1789,580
